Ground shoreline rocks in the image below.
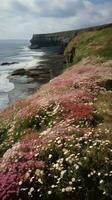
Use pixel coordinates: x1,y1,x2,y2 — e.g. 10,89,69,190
8,47,65,105
11,68,26,76
1,62,18,66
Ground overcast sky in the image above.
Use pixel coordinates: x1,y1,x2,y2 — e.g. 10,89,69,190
0,0,112,39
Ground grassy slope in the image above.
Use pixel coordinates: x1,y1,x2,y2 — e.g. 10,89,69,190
64,26,112,63
0,25,112,200
64,25,112,139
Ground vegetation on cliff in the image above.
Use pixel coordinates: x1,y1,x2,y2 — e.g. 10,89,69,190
0,24,112,200
64,25,112,64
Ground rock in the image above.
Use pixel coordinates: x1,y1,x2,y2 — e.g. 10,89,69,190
1,62,18,66
98,79,112,91
30,32,72,53
12,68,26,76
29,44,39,49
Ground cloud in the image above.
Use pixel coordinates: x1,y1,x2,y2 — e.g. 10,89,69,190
0,0,112,39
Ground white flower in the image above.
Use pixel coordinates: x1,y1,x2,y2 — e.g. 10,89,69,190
98,172,101,176
28,187,34,196
60,170,66,178
30,176,34,182
18,181,22,185
62,188,65,192
103,191,106,195
65,186,73,192
57,140,61,144
38,178,43,184
35,169,43,176
100,180,104,184
51,185,55,188
48,191,52,195
48,154,52,159
72,178,75,182
74,164,79,170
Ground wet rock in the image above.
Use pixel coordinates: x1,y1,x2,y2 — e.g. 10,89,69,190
1,62,18,66
98,79,112,91
12,68,26,76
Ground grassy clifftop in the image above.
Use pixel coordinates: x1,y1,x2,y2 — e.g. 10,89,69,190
64,25,112,64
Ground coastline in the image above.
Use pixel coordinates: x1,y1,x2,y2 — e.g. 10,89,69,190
5,47,64,109
0,24,112,200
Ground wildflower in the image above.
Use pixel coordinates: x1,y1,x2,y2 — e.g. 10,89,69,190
30,176,34,182
48,154,52,159
38,178,43,184
18,181,22,185
74,164,79,170
72,178,75,182
25,172,30,179
48,191,52,195
62,188,65,192
103,191,106,195
98,172,101,176
28,187,34,196
57,139,61,144
69,181,72,185
35,169,44,176
65,186,73,192
60,170,66,178
51,185,55,188
100,180,104,184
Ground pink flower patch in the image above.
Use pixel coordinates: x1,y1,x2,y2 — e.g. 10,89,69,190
61,101,93,120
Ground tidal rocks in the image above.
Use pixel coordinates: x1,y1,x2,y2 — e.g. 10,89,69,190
11,68,26,76
1,62,18,66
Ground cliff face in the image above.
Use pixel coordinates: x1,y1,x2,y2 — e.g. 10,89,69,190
30,31,76,53
30,23,112,54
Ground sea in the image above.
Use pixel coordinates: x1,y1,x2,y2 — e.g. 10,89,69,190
0,40,44,110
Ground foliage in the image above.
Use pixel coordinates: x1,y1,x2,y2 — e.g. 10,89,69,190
0,131,112,200
0,53,112,199
64,27,112,64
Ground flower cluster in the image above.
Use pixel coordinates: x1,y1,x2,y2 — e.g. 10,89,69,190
0,63,112,200
38,132,112,199
0,130,112,200
61,101,93,120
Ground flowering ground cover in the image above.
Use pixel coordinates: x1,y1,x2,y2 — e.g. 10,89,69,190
0,63,112,200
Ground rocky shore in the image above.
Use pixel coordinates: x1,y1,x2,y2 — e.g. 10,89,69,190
8,47,65,104
8,23,112,106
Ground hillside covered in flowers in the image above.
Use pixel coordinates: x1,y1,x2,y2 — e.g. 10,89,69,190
0,56,112,200
0,24,112,200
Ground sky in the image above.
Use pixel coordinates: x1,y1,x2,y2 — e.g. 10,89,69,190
0,0,112,39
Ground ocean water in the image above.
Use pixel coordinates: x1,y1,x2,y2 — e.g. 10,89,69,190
0,40,44,110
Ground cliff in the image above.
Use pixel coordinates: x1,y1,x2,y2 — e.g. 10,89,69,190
30,23,112,54
0,23,112,200
30,31,75,53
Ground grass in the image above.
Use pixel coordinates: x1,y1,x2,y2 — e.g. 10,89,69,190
64,27,112,64
94,91,112,140
0,127,8,157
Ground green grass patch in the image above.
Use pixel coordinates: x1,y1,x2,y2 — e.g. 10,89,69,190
94,91,112,136
64,27,112,64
